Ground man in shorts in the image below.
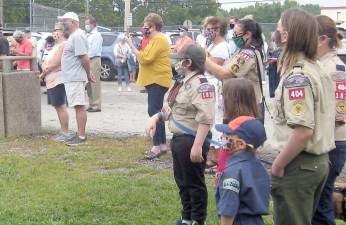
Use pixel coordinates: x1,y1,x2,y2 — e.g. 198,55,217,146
59,12,95,146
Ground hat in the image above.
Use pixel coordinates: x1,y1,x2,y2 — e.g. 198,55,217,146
13,30,25,39
178,26,188,32
24,27,31,33
215,116,266,149
58,12,79,22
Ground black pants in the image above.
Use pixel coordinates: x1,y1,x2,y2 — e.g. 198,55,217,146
146,84,168,146
171,134,210,223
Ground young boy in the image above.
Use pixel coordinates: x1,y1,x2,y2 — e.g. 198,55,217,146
215,116,270,225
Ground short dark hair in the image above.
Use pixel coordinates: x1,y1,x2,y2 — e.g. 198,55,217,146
86,15,97,25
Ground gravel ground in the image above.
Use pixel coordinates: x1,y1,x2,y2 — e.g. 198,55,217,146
41,81,346,182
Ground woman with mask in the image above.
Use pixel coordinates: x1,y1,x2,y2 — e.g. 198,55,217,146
40,22,72,142
312,15,346,225
126,13,172,159
205,18,265,121
116,35,131,91
203,16,231,171
270,9,335,225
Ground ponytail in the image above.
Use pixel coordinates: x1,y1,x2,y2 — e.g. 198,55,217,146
336,32,343,49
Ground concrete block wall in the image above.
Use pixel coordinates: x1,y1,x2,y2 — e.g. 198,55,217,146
1,72,41,137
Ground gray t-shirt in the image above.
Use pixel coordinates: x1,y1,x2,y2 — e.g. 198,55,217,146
61,28,88,82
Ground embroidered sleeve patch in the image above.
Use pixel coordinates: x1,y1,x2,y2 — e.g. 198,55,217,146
239,49,255,60
197,83,215,99
223,178,240,193
284,75,310,88
288,88,305,100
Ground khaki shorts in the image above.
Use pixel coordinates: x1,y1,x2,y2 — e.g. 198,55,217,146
64,81,87,107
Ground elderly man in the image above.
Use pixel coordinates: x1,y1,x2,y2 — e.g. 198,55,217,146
85,16,103,112
59,12,95,146
12,30,33,71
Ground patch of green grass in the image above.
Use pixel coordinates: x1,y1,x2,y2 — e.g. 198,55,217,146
0,136,344,225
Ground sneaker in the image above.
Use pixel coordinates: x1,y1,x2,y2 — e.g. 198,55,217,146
65,135,87,146
52,131,75,143
127,86,131,92
118,87,123,92
176,219,192,225
191,221,206,225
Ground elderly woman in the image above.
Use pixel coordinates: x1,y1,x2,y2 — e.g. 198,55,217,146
40,22,72,142
127,13,172,159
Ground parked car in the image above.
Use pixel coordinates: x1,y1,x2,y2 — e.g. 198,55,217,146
100,32,142,81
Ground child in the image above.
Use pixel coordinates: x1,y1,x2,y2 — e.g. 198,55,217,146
146,44,215,225
215,116,270,225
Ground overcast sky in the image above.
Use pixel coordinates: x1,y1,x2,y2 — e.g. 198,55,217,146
220,0,346,10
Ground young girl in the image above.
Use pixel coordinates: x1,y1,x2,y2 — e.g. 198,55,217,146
146,44,215,225
216,78,260,176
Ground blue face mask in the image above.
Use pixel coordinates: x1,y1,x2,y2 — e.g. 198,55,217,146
63,23,70,32
85,25,91,33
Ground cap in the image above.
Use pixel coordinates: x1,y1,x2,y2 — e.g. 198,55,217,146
178,26,188,32
215,116,266,149
170,44,206,70
58,12,79,22
24,27,31,33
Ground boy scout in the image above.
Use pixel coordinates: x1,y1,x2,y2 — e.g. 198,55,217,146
270,9,336,225
146,44,215,225
215,116,270,225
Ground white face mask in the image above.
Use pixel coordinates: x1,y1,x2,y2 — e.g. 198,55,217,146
85,25,91,33
179,32,184,37
174,60,189,77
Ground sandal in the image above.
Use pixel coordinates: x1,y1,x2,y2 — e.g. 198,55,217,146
144,150,162,160
206,159,218,169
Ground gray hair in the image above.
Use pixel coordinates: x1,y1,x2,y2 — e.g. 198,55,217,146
13,30,25,39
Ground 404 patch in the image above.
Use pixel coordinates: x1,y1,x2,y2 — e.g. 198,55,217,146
288,88,305,100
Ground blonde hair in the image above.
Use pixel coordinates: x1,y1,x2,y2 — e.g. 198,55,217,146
278,8,318,75
144,13,163,31
316,15,343,49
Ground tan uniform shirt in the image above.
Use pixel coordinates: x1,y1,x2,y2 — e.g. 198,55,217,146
226,48,263,103
271,55,335,155
319,50,346,141
165,71,215,134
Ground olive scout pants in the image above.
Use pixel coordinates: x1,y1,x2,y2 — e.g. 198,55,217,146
86,57,102,110
271,151,329,225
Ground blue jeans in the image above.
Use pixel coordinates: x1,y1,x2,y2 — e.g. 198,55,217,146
146,84,168,146
312,141,346,225
117,66,129,86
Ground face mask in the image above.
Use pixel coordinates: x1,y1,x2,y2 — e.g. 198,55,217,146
179,32,184,37
206,31,215,47
229,24,234,29
233,35,246,49
85,25,91,33
174,60,189,78
63,23,70,32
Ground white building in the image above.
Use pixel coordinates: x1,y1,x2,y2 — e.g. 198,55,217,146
321,6,346,23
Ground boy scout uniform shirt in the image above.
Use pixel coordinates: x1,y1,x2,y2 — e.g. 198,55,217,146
226,48,263,103
319,50,346,141
166,71,215,134
216,151,270,224
271,54,335,155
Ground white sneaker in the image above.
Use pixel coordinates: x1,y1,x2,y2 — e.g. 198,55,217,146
118,87,123,92
127,86,131,92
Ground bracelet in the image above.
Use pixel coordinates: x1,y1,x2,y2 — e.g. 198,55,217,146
157,112,164,122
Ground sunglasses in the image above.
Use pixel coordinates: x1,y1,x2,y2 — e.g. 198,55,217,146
221,135,253,150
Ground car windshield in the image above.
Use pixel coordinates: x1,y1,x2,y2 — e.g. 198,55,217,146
102,34,117,46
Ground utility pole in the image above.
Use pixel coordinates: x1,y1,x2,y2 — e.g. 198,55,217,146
0,0,3,26
29,0,32,29
85,0,89,16
124,0,130,32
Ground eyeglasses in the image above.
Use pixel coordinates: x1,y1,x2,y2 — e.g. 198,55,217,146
53,29,62,32
206,27,219,32
143,26,151,30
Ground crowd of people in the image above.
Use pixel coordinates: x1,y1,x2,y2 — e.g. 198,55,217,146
0,7,345,225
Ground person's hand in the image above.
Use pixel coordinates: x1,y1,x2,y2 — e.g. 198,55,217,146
271,161,284,177
125,35,133,45
145,114,158,138
190,144,204,163
88,73,96,83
